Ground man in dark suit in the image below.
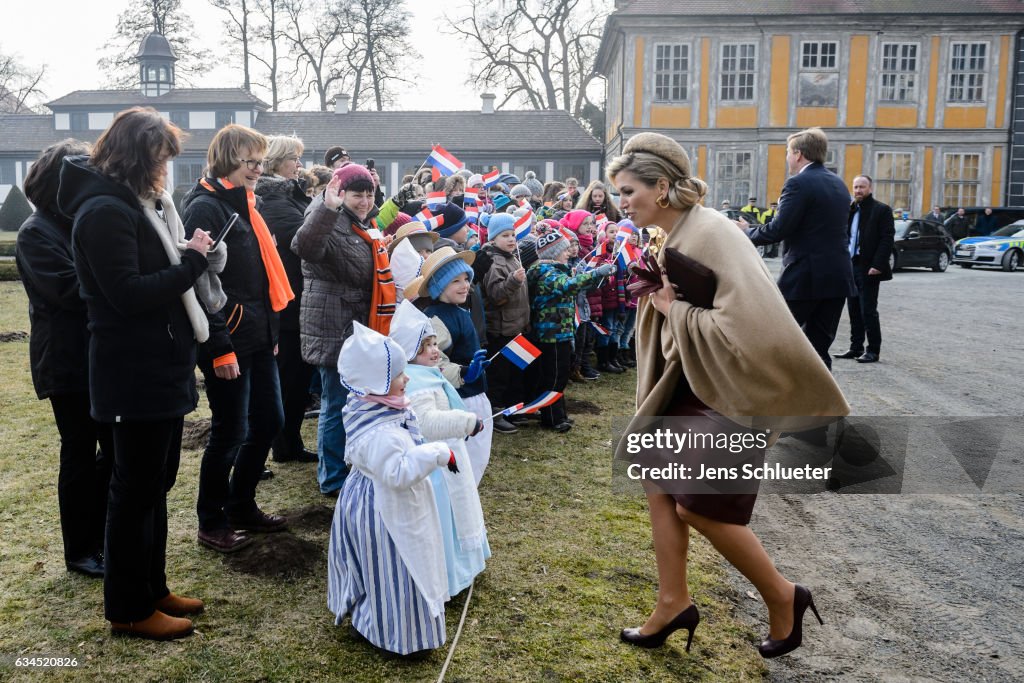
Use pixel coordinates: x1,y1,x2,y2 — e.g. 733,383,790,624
835,178,892,368
738,127,856,370
834,175,895,364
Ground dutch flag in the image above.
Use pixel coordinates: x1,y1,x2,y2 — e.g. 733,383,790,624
426,145,462,176
513,212,532,242
481,169,500,187
414,208,444,231
591,321,609,335
493,403,525,418
463,188,479,205
617,241,642,270
595,213,608,227
515,391,564,414
424,191,447,209
615,222,634,246
464,204,479,221
499,334,542,370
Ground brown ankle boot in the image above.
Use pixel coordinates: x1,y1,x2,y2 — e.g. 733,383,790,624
110,610,194,640
155,592,205,617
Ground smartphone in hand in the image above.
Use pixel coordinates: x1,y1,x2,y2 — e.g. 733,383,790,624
209,213,239,252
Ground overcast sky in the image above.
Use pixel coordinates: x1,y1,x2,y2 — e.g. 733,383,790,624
2,0,490,112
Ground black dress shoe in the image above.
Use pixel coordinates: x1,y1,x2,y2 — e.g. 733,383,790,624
66,552,104,578
198,528,253,553
492,416,519,434
855,352,879,363
759,584,823,659
273,447,318,463
260,468,274,480
621,604,700,651
227,508,288,533
832,349,862,359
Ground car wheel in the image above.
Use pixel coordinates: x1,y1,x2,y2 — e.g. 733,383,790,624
1001,249,1021,272
889,251,899,272
932,251,949,272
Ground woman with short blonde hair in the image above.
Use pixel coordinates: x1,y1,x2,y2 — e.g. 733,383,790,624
205,124,268,179
264,135,304,178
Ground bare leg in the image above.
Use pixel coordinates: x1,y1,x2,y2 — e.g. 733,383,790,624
639,492,693,634
677,504,796,640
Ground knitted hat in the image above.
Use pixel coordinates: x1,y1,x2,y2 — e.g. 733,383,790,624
389,238,424,300
389,299,436,361
388,221,439,255
487,213,516,239
559,209,592,233
498,173,520,187
435,202,470,238
428,258,474,299
523,171,544,198
467,173,484,188
510,184,532,200
404,246,475,300
385,212,413,237
338,322,406,396
536,230,570,261
333,162,373,190
518,235,539,269
324,146,348,166
492,194,512,211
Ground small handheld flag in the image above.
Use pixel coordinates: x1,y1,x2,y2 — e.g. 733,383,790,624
513,212,532,242
515,391,563,414
595,213,608,227
426,145,462,177
414,208,444,231
497,334,542,370
425,191,447,209
591,321,609,335
614,222,634,246
464,204,479,221
481,169,500,187
463,188,479,205
490,403,525,419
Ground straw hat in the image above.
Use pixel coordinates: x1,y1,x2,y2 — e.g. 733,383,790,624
403,246,475,301
387,221,440,255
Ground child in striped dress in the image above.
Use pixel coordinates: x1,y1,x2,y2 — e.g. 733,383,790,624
327,322,458,655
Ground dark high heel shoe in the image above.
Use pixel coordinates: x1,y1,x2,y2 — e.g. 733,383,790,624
758,584,823,659
620,604,700,651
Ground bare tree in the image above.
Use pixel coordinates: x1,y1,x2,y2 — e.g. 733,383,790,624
97,0,202,88
210,0,254,90
281,0,353,111
340,0,415,111
446,0,608,125
251,0,287,109
0,48,46,113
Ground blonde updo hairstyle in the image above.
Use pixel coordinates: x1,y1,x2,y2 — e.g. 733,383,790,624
264,135,304,176
605,132,707,211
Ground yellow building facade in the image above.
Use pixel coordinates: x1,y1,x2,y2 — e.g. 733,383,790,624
596,1,1024,214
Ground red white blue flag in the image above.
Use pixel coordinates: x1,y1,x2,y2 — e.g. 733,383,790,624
481,169,500,187
426,145,462,176
595,213,608,227
513,211,532,242
414,208,444,231
425,191,447,209
591,321,609,335
463,188,479,205
464,204,479,222
614,222,634,246
493,403,524,418
515,391,563,414
617,241,642,270
498,334,542,370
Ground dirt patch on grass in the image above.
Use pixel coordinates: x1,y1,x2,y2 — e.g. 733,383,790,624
181,418,211,450
280,504,334,532
0,331,28,343
565,398,600,415
225,532,322,579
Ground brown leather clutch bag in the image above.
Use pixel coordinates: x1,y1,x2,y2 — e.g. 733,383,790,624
627,248,716,308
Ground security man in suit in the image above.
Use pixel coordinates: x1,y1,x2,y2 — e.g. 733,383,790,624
737,127,856,370
834,175,894,364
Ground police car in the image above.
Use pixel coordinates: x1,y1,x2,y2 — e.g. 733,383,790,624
953,222,1024,272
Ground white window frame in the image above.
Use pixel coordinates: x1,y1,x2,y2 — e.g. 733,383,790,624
874,151,914,210
948,42,988,103
715,150,754,207
653,43,691,103
942,152,982,206
879,42,920,103
720,42,757,103
800,41,839,71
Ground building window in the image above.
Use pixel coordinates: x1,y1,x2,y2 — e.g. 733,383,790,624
715,151,752,207
720,43,757,102
555,162,587,185
875,152,913,210
175,161,207,188
510,161,545,183
880,43,919,102
70,112,88,131
825,149,840,175
654,44,690,102
948,42,987,102
942,153,981,206
170,111,189,129
0,160,16,185
215,111,235,128
158,66,169,82
798,41,839,107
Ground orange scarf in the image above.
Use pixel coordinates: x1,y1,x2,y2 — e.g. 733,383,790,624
204,178,295,312
351,215,397,335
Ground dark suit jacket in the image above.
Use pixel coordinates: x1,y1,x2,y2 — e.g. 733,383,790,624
745,162,856,300
849,194,895,281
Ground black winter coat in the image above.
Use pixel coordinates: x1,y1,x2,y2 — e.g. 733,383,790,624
254,175,309,331
849,194,895,281
181,178,279,363
58,155,207,422
16,207,90,399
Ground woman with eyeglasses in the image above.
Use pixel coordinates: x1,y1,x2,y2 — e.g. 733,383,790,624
255,135,317,466
181,124,295,553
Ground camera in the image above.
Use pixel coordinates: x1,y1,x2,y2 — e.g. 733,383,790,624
366,158,375,170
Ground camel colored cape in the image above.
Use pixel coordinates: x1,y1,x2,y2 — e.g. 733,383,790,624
627,204,849,444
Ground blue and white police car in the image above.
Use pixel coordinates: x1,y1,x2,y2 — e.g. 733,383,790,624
953,222,1024,272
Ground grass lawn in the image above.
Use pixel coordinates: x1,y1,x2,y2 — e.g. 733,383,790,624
0,281,765,682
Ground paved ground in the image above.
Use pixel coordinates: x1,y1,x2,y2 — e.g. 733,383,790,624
728,261,1024,681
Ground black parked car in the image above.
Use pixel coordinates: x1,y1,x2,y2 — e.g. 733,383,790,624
891,219,954,272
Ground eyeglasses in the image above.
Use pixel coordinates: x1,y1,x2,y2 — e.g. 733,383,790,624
285,155,301,162
238,158,265,171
